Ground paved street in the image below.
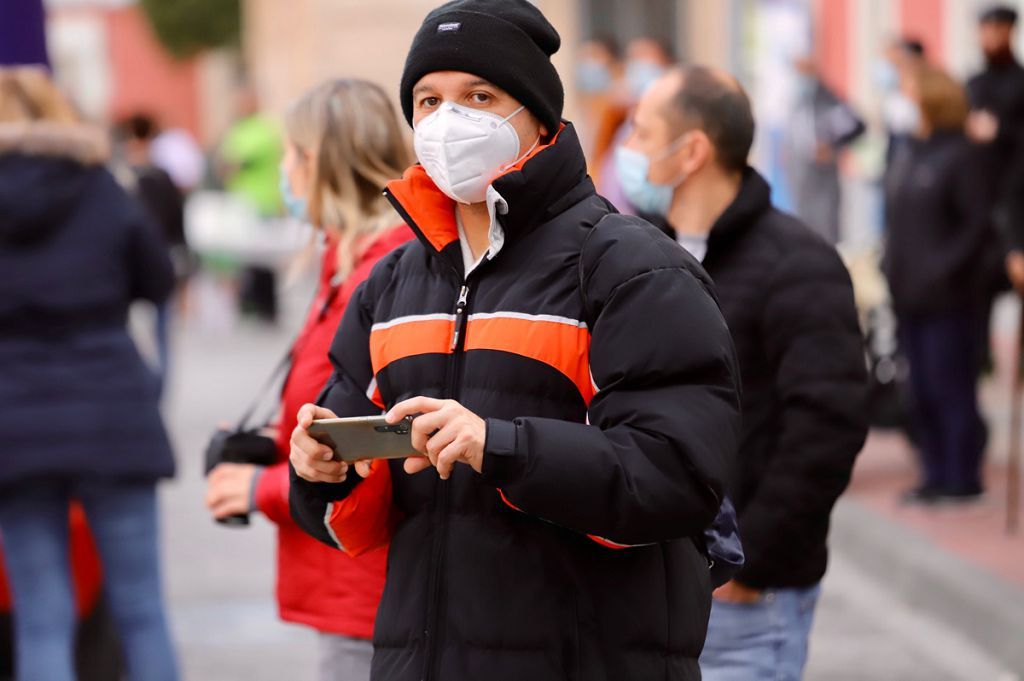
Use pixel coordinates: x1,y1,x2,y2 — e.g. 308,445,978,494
154,279,1015,681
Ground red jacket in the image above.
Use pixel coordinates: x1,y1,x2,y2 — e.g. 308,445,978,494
254,224,411,639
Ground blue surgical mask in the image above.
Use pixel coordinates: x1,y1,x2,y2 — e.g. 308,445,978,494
614,135,689,217
625,60,666,99
279,169,307,221
578,60,613,94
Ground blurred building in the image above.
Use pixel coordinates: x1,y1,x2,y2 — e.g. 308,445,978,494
43,0,236,145
242,0,1012,116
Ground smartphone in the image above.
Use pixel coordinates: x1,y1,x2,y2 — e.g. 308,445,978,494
308,415,417,463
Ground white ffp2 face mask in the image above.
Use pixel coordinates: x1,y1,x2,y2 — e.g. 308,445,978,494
413,102,534,204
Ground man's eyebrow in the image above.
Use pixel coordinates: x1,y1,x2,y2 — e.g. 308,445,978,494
412,83,435,97
465,78,493,88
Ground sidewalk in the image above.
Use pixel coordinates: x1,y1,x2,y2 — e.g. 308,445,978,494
830,294,1024,676
847,430,1023,587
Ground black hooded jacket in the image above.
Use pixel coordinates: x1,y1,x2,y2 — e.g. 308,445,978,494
698,169,867,590
289,123,741,681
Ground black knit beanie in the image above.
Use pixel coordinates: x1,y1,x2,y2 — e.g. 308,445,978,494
400,0,564,132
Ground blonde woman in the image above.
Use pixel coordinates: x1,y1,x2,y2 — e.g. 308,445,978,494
0,66,178,680
204,78,411,680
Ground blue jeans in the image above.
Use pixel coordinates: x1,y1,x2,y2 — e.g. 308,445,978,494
0,479,178,681
700,584,821,681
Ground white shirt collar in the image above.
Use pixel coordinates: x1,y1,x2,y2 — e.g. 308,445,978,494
676,232,709,262
456,185,508,278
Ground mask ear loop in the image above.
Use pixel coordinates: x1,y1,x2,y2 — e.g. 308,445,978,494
496,106,538,171
500,105,526,125
652,131,694,189
503,135,541,171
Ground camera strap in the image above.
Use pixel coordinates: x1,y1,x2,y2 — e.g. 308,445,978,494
234,280,343,432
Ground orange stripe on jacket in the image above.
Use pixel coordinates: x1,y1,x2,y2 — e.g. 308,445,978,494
464,313,594,404
369,316,454,375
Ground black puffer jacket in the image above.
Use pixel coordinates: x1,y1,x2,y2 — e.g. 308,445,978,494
698,169,867,589
290,123,741,681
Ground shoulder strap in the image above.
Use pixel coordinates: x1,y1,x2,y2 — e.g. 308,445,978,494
235,346,293,432
234,278,343,431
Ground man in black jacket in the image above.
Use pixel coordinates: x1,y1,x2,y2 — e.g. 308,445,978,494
618,66,867,680
968,5,1024,291
286,2,741,680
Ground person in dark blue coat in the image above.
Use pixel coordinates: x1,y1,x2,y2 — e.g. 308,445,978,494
884,65,996,503
0,66,179,681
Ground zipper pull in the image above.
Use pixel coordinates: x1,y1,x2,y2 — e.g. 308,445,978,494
450,285,470,351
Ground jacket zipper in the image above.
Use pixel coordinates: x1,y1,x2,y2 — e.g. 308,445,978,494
382,186,479,681
421,280,472,681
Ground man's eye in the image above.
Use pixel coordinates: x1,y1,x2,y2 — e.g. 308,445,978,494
470,92,491,104
421,97,440,108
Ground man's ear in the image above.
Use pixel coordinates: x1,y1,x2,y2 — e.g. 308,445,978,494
684,131,713,175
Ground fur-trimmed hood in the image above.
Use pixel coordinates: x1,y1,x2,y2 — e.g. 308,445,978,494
0,122,110,246
0,121,109,165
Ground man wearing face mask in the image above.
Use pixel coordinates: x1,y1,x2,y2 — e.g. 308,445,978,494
286,2,741,681
618,66,867,680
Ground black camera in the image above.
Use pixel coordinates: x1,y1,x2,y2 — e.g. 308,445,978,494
204,428,279,526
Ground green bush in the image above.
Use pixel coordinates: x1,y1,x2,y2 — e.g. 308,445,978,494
139,0,241,59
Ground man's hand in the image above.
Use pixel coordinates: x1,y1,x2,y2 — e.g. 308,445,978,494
386,397,486,480
1007,251,1024,294
712,579,763,604
290,404,372,483
205,463,258,519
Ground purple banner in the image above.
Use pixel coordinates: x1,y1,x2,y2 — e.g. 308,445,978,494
0,0,50,68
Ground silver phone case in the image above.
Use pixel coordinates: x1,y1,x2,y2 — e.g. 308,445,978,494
308,415,417,463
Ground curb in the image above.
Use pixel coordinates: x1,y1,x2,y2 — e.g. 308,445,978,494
830,499,1024,676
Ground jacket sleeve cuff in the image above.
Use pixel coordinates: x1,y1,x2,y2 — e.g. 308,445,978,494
480,418,527,486
249,466,264,513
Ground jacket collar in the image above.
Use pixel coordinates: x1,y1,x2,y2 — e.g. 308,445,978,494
704,167,772,261
383,121,593,273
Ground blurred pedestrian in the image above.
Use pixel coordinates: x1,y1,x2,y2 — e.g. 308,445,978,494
624,36,673,101
288,2,741,680
884,65,994,503
219,85,284,323
877,38,926,165
575,35,626,182
204,78,412,681
597,36,676,213
619,65,867,681
0,66,178,681
963,8,1024,377
784,55,865,244
115,113,190,395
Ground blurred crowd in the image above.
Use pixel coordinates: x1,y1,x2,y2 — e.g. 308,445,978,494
2,1,1024,681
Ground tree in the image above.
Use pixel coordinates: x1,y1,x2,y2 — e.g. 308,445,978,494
139,0,241,59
